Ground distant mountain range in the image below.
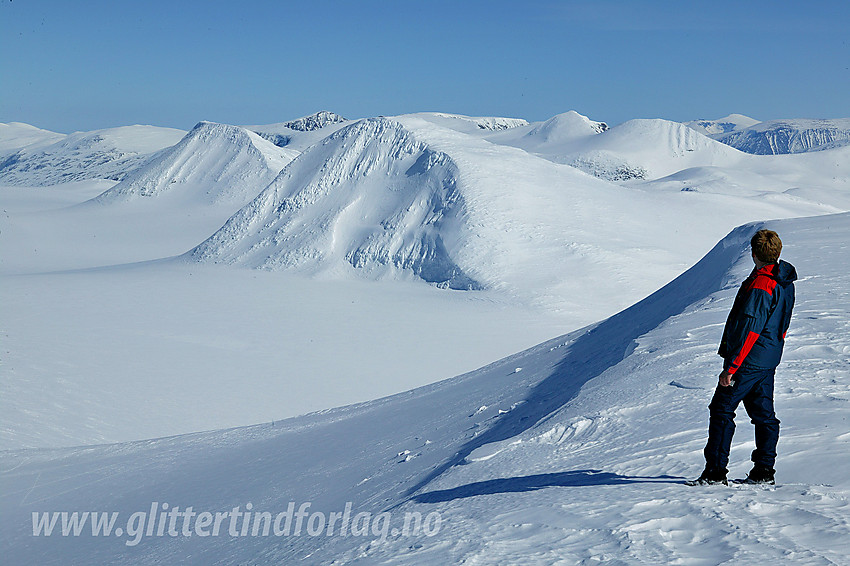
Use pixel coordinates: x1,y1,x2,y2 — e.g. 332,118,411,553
685,115,850,154
3,111,849,189
1,110,848,298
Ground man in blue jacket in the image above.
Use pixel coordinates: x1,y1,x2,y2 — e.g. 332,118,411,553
689,229,797,486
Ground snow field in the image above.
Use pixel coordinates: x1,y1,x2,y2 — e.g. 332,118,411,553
3,214,847,564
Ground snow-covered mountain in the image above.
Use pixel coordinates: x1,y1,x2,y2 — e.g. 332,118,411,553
247,111,353,152
524,110,608,140
187,112,848,315
684,113,760,136
93,121,298,205
189,114,679,299
277,110,347,132
486,110,608,157
487,115,748,181
0,122,65,154
4,212,848,564
0,125,186,186
561,118,746,180
189,117,479,289
714,118,850,154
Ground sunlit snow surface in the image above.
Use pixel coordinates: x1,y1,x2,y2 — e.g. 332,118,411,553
2,213,848,565
1,112,849,564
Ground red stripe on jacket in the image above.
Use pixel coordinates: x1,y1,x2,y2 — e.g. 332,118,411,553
728,331,761,375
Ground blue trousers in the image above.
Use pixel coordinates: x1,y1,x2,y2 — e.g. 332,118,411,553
703,366,780,473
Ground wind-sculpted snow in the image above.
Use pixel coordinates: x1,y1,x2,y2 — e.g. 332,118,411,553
715,118,850,154
0,125,185,186
190,118,481,289
93,122,298,205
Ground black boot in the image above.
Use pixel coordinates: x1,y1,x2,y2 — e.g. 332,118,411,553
736,465,775,485
685,468,728,486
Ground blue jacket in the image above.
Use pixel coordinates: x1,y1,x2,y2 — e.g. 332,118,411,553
718,260,797,375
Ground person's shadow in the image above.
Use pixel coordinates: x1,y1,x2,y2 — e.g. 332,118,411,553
412,470,684,504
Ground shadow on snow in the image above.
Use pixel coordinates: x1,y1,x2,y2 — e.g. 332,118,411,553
412,469,685,503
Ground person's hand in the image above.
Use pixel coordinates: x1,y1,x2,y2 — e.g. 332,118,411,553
719,370,732,387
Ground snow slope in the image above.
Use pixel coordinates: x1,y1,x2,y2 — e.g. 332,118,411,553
93,121,298,205
715,118,850,154
3,213,847,565
0,125,186,186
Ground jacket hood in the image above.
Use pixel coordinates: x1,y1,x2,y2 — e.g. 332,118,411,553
774,259,797,286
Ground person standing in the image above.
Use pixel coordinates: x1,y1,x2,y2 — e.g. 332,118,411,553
688,229,797,486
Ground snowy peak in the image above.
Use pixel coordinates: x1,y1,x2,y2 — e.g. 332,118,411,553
190,118,480,289
684,114,760,136
525,111,608,143
0,125,185,186
280,110,347,132
714,118,850,154
483,111,608,166
94,121,298,205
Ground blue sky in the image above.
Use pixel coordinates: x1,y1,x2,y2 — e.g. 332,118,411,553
1,0,848,133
